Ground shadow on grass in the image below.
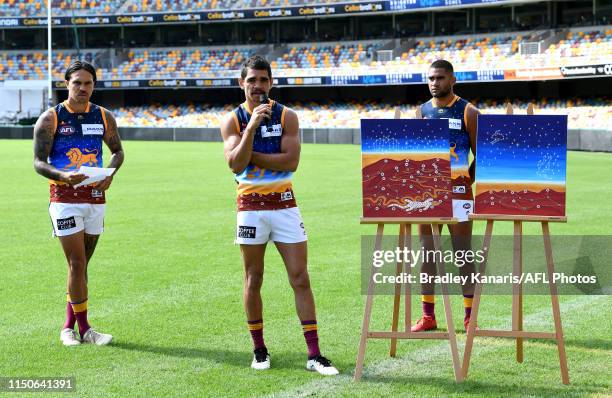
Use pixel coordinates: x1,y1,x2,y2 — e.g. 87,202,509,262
110,341,308,370
359,375,599,397
530,337,612,352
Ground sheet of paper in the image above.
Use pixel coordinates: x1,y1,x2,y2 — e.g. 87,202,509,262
73,166,115,188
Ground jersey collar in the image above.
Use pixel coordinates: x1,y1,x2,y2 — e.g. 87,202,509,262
62,100,90,113
432,95,459,108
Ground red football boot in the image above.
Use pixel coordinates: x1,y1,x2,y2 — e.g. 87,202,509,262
411,316,437,332
464,316,479,331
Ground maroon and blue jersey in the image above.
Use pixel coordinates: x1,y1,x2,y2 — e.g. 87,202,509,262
48,101,108,204
231,100,296,211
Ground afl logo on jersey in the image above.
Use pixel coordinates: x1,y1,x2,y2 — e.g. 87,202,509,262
58,124,76,136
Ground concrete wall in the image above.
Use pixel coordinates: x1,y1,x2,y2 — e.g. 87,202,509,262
2,126,611,152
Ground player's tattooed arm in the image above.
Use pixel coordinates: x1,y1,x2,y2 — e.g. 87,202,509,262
33,110,59,179
103,109,124,171
93,109,124,191
32,109,85,184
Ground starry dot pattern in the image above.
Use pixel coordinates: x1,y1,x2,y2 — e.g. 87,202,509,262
48,102,106,204
474,115,567,216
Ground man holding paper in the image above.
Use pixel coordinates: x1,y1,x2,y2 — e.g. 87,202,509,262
33,61,124,346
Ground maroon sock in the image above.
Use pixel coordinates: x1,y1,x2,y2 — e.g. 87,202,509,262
423,301,435,319
75,311,91,337
247,319,266,350
464,294,474,320
301,320,321,358
63,301,76,330
71,300,91,337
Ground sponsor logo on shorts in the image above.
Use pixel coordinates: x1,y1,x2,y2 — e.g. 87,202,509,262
82,124,104,135
238,225,257,239
57,216,76,231
463,202,472,210
92,189,103,198
300,222,307,235
280,191,293,201
453,185,466,194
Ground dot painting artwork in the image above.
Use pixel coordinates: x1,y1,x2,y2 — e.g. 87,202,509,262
474,114,568,217
361,118,453,218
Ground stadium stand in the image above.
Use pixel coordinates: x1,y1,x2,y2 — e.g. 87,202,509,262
110,98,611,130
0,0,360,16
0,0,127,17
0,50,100,80
390,34,524,70
383,27,611,72
102,47,255,80
543,29,612,65
123,0,354,13
271,42,383,70
1,27,608,80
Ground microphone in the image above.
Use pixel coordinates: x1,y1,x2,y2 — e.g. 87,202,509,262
260,94,270,124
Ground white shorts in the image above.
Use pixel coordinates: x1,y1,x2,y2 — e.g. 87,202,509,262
49,203,105,237
452,199,474,223
236,207,307,245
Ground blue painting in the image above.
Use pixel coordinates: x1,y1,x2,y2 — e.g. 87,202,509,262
475,114,567,216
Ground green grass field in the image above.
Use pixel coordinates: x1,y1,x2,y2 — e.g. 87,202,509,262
1,140,611,397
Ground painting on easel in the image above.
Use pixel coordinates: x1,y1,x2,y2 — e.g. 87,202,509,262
361,118,452,218
475,114,567,217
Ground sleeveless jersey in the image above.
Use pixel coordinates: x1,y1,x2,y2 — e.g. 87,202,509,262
232,100,297,211
421,95,474,200
48,101,108,204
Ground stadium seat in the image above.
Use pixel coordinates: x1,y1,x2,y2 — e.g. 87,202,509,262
0,0,126,16
110,98,611,130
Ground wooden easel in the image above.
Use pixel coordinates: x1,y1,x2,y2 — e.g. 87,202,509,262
461,103,570,384
355,107,463,381
354,218,462,381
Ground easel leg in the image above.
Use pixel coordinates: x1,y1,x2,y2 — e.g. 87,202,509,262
513,221,524,363
462,220,494,379
390,224,406,357
404,224,412,332
432,225,462,382
355,223,385,381
542,222,570,384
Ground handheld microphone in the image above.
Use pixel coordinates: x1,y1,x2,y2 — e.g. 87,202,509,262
260,94,270,124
